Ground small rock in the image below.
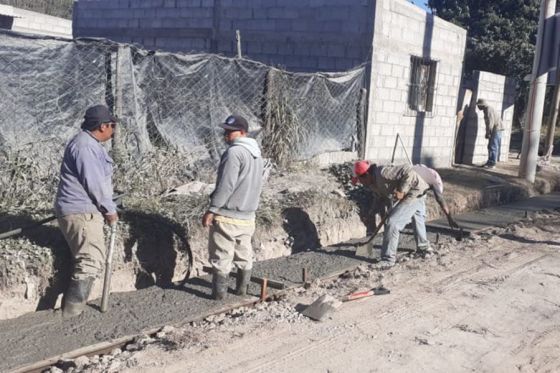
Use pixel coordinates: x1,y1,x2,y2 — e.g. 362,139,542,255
73,355,90,368
107,360,122,372
301,294,342,321
160,325,175,333
57,358,77,370
332,189,346,198
110,348,121,356
48,367,63,373
414,337,433,346
125,343,140,352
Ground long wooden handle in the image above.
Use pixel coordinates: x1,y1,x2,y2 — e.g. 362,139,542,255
101,223,118,313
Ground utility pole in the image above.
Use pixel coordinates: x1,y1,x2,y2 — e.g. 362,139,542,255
519,0,557,182
543,71,560,161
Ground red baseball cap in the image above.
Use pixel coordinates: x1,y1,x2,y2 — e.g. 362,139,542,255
351,160,370,185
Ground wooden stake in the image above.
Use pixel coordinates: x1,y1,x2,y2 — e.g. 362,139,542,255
260,278,268,301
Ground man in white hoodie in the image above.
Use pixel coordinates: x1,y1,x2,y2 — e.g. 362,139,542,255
202,115,264,300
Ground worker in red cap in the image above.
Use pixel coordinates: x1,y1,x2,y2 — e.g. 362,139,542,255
352,161,431,269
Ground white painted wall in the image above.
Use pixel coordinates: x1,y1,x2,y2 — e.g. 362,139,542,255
0,4,72,38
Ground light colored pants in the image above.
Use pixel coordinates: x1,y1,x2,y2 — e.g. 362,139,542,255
58,212,106,281
209,216,255,275
381,196,429,264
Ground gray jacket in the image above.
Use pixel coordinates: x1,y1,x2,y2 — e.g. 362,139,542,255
209,137,264,220
482,105,504,137
55,131,116,217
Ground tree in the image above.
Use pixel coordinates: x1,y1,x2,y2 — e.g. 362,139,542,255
429,0,542,126
0,0,73,19
429,0,540,83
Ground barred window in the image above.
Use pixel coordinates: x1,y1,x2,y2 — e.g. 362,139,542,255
408,56,438,113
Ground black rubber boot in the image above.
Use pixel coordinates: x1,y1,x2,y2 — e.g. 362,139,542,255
62,277,94,317
212,271,229,300
235,269,251,296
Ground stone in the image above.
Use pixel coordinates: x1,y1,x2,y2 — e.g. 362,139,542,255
160,325,175,333
301,294,342,321
73,355,90,368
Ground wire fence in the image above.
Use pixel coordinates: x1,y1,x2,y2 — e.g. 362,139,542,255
0,31,366,211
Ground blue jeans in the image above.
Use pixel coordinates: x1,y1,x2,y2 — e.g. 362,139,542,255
381,196,429,264
487,130,503,165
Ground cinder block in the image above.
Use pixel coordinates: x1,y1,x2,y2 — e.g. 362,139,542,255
224,8,253,20
267,7,299,19
177,0,200,6
327,45,345,58
384,77,397,89
275,20,293,32
335,57,352,70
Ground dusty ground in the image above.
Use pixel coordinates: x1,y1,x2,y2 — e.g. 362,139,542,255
50,208,560,373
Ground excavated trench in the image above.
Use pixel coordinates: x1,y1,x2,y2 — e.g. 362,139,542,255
0,162,559,371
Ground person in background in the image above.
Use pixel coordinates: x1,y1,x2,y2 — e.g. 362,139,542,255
476,99,504,169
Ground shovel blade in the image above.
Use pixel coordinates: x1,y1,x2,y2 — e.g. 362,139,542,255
355,242,375,258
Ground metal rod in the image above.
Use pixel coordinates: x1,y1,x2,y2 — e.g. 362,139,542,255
101,222,118,313
302,268,308,283
391,133,399,165
398,133,412,165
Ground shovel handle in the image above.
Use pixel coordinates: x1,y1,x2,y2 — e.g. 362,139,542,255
101,222,117,313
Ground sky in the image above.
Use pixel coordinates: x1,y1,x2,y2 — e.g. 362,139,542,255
410,0,429,11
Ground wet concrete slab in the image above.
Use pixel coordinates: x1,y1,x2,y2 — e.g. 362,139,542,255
427,192,560,233
2,192,559,371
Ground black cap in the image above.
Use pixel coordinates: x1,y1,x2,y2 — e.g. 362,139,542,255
81,105,117,131
220,115,248,132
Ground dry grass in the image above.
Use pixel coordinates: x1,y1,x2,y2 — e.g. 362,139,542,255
261,71,303,169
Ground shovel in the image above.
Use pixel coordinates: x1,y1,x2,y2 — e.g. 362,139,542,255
355,199,402,257
101,222,117,313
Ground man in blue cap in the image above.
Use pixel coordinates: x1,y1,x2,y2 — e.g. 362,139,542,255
202,114,264,300
55,104,118,317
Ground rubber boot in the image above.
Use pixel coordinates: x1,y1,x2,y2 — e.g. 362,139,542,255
62,277,94,317
235,269,251,296
212,270,228,300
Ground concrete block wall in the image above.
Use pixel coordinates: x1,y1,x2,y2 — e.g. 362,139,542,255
461,71,516,165
74,0,374,72
364,0,467,168
0,5,72,38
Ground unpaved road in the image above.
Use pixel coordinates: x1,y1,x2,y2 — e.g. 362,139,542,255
111,211,560,373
